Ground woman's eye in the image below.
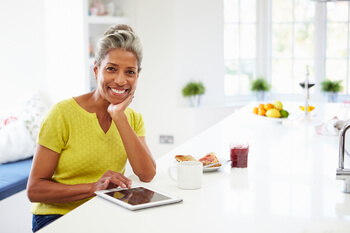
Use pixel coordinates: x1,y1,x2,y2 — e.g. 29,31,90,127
127,70,135,75
106,67,116,71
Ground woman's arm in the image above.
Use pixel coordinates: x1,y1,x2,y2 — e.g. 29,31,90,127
107,87,156,182
111,112,156,182
108,105,156,182
27,145,132,204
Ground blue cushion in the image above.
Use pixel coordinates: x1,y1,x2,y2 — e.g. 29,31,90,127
0,157,33,200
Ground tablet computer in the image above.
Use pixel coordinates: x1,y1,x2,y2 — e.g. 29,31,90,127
95,185,183,211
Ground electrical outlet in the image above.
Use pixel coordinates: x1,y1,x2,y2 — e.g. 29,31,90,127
159,135,174,144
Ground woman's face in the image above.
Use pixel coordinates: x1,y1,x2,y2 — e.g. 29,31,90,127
94,48,139,105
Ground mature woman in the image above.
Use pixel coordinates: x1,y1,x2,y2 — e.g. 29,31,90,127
27,24,156,232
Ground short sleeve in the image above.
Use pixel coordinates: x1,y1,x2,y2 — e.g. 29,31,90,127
126,108,146,137
37,103,68,154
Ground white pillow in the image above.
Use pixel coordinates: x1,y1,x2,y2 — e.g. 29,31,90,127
0,119,35,164
0,91,48,140
20,92,48,142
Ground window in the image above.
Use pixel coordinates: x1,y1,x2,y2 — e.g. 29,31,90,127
326,2,350,94
224,0,350,98
224,0,257,96
271,0,315,94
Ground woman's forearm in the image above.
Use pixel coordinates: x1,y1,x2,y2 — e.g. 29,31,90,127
27,178,95,204
112,114,156,182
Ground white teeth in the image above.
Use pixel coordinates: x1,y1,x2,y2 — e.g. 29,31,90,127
111,88,126,94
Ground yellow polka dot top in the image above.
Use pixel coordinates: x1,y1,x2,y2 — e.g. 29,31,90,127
31,98,145,215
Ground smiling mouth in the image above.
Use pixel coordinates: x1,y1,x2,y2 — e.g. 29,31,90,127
110,88,127,94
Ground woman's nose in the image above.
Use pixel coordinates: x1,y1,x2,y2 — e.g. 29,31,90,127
114,73,127,85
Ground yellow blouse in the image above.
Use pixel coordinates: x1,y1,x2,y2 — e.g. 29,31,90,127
31,98,145,215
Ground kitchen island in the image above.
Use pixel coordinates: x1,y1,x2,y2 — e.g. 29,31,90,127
38,102,350,233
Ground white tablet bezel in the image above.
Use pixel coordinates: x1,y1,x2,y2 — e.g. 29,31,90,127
95,185,183,211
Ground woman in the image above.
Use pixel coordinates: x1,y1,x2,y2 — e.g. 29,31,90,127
27,24,156,232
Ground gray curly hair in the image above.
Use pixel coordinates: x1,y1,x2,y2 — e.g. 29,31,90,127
95,24,143,71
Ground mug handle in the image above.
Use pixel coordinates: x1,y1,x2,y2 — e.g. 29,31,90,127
168,166,177,182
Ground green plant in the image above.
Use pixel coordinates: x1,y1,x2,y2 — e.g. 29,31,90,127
251,77,271,92
182,81,205,97
321,79,343,93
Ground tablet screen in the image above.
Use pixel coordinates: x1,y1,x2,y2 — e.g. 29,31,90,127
104,187,171,206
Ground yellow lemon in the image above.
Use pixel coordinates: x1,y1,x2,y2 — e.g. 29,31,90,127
266,108,281,118
299,106,315,112
273,101,283,110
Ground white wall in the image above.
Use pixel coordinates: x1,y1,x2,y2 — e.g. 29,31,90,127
0,0,47,111
0,0,87,110
44,0,87,105
174,0,225,107
133,0,178,158
134,0,229,157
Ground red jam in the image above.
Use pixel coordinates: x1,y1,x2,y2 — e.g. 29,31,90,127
230,145,249,168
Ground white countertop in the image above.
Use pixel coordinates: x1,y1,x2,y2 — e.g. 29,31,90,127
39,102,350,233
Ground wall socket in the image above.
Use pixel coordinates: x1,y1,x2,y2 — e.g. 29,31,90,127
159,135,174,144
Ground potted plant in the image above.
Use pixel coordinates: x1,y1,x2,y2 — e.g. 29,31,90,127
321,79,343,102
251,77,271,101
182,81,205,107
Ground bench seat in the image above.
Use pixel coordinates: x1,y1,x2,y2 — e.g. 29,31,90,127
0,157,33,200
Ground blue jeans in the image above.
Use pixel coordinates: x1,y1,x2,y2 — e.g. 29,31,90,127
32,214,62,232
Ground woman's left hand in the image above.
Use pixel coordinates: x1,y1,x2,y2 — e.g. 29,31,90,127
107,88,135,118
106,85,156,183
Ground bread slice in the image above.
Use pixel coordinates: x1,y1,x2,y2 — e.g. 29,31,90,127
198,152,221,167
175,155,197,162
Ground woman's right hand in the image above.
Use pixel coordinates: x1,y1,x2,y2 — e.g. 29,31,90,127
93,170,132,192
28,145,133,204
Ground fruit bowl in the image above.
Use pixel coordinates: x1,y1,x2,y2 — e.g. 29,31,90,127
252,101,289,122
252,113,288,123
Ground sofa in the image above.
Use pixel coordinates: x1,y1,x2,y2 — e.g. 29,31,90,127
0,92,47,200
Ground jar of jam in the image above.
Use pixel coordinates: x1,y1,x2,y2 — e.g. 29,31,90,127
230,143,249,168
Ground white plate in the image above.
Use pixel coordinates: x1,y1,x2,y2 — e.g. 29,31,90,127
203,157,230,172
174,157,230,172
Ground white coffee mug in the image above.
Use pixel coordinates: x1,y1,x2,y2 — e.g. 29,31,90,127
168,161,203,189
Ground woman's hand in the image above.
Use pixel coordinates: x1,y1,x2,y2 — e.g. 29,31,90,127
93,170,132,192
27,145,133,203
107,87,136,118
106,83,156,183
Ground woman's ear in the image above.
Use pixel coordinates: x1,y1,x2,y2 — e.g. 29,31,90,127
137,68,142,78
93,64,98,80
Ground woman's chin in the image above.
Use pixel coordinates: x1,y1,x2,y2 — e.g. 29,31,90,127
108,96,126,105
108,100,122,106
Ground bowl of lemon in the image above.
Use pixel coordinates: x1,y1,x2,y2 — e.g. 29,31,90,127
252,101,289,122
